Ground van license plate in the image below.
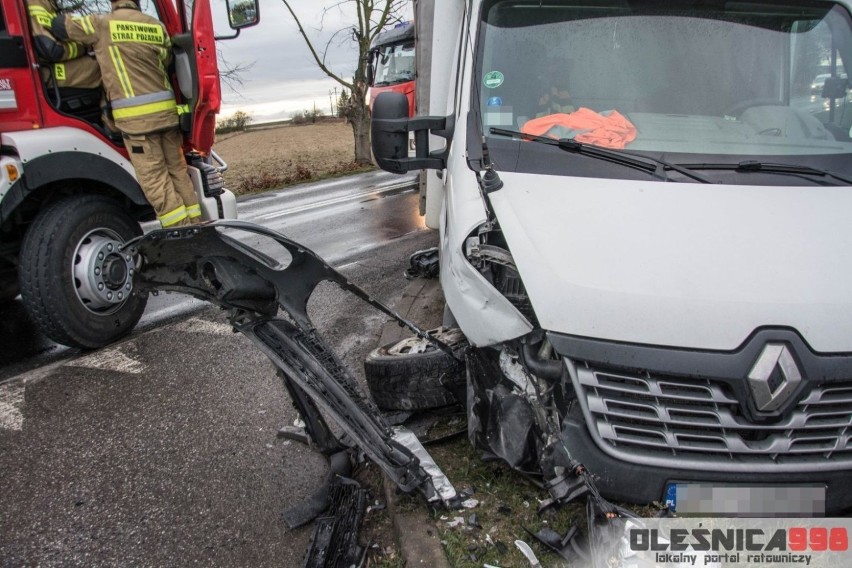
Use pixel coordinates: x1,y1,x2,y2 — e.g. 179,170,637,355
663,483,825,516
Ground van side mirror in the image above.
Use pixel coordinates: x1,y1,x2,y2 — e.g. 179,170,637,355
371,92,453,174
226,0,260,30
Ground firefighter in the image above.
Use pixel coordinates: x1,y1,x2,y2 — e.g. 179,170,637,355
27,0,100,92
51,0,201,228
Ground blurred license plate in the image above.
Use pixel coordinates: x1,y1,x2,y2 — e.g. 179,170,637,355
663,483,825,516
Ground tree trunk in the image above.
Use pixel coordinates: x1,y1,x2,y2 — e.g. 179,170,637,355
347,83,373,165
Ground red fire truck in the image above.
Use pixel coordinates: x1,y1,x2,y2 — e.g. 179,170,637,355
0,0,258,348
367,20,415,117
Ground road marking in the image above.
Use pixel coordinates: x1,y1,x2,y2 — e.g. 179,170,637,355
169,318,234,336
71,346,146,374
0,380,24,431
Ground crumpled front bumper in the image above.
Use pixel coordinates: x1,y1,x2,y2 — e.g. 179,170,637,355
127,221,457,504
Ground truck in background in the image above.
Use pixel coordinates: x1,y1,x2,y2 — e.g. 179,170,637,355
0,0,258,348
367,20,415,117
372,0,852,516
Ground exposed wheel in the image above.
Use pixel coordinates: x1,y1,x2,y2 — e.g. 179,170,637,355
19,195,148,348
365,327,468,410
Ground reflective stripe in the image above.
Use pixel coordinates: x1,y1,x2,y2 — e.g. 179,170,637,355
108,45,134,98
176,104,190,115
159,205,187,227
28,5,54,26
111,90,173,109
71,15,94,35
113,99,177,119
67,42,77,59
28,5,54,17
158,47,169,88
75,15,95,35
186,204,201,219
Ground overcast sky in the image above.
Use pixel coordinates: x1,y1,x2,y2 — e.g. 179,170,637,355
211,0,413,123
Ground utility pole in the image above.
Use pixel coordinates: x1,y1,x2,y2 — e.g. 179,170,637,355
332,86,338,117
329,90,334,116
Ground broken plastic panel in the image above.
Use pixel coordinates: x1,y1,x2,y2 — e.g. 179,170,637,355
127,222,631,564
126,221,457,506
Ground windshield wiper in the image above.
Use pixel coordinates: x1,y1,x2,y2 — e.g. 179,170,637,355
677,160,852,185
489,127,714,184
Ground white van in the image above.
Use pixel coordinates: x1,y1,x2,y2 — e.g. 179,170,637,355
371,0,852,515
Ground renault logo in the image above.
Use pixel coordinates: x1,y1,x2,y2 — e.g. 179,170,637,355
747,343,803,412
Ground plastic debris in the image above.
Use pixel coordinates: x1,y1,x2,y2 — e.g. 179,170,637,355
447,516,466,528
468,513,482,529
514,540,542,567
461,498,480,509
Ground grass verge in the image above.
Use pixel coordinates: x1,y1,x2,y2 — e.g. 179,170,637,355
428,436,582,567
231,162,376,196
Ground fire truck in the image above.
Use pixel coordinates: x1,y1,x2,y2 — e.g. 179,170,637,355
367,20,415,117
0,0,258,348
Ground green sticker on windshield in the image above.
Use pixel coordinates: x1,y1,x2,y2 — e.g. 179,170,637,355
483,71,504,89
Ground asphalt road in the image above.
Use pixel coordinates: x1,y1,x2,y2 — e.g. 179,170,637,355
0,171,437,566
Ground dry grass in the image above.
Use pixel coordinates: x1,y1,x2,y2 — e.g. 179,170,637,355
214,120,374,196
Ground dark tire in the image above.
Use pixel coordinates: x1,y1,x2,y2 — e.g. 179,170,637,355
365,327,467,410
19,195,147,348
0,262,19,304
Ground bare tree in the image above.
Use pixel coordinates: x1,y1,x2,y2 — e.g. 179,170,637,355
280,0,407,165
217,48,255,94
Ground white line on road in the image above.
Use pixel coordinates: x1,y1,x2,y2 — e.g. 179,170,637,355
166,317,234,336
0,380,24,431
71,346,146,375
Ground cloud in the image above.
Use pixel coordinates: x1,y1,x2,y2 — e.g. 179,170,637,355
211,0,413,120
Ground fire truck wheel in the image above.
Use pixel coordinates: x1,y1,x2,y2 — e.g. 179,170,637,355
0,262,19,303
364,328,468,410
19,195,148,349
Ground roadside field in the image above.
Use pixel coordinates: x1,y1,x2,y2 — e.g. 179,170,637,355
214,120,373,196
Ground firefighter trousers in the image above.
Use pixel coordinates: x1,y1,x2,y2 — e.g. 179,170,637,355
123,127,201,227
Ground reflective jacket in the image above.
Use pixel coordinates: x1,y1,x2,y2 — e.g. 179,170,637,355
52,0,179,134
27,0,100,89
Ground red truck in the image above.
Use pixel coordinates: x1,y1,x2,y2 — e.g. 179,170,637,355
0,0,258,348
367,20,415,117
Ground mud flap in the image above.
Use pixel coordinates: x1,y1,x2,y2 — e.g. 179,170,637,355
126,221,457,505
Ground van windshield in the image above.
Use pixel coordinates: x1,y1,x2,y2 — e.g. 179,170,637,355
478,0,852,178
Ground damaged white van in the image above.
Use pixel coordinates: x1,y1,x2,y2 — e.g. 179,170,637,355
371,0,852,515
